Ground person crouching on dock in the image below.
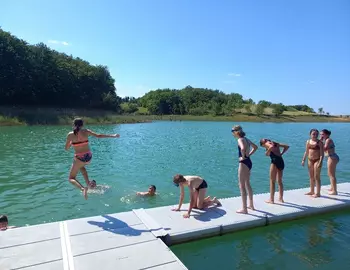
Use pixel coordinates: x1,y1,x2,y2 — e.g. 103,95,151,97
171,174,221,218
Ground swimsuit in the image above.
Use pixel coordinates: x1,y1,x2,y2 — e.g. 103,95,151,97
72,132,92,164
326,140,340,162
195,179,208,191
238,138,252,170
270,151,285,170
307,140,321,162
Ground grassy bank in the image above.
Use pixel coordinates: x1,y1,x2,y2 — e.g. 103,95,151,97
0,107,154,126
1,107,349,126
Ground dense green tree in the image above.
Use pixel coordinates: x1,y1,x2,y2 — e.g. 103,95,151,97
0,29,121,111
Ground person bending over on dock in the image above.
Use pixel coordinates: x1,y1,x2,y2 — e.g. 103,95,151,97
65,118,120,200
136,185,157,196
232,125,258,214
260,138,289,204
0,215,16,231
320,129,339,195
172,174,221,218
301,129,324,198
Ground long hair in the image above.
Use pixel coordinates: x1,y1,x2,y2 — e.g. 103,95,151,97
73,118,84,135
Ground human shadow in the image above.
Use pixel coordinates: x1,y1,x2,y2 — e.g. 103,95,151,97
335,192,350,198
87,214,170,236
275,202,315,210
321,195,350,204
193,207,227,222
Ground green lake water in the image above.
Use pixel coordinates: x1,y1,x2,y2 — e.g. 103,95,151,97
1,121,349,269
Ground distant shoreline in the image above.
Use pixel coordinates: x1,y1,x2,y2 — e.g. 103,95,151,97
0,107,349,126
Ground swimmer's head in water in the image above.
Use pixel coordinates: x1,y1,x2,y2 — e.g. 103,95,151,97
0,215,8,230
173,174,186,187
73,118,84,135
149,185,156,194
89,180,97,188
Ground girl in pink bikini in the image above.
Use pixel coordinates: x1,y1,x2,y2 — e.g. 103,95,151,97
65,118,120,199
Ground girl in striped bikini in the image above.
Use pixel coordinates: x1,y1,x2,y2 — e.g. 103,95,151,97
65,118,120,199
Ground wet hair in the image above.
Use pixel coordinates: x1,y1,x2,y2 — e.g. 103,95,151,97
150,185,156,191
173,174,186,186
0,215,8,223
232,125,246,137
73,118,84,135
321,129,331,136
309,128,319,135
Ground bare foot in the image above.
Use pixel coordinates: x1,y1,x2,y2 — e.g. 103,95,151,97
305,191,314,195
82,187,88,200
265,199,274,204
248,205,255,210
236,209,248,214
328,191,338,195
278,198,284,203
328,188,333,192
312,193,320,198
213,197,221,206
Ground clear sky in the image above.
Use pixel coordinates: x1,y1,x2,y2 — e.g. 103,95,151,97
1,0,349,114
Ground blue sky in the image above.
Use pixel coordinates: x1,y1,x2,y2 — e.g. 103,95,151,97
2,0,350,114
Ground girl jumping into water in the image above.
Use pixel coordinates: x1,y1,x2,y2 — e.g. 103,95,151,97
301,129,324,198
232,125,258,214
260,138,289,204
320,129,339,195
65,118,120,199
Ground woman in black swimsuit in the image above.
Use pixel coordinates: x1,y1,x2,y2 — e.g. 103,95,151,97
232,125,258,214
65,118,120,199
260,138,289,204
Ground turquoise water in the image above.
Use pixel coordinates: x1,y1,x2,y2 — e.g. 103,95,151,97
1,121,349,269
172,209,350,270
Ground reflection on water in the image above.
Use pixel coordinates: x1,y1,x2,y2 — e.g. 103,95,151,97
172,210,350,270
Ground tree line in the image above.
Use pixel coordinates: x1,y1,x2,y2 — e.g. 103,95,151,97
1,28,316,117
122,86,315,117
0,28,120,111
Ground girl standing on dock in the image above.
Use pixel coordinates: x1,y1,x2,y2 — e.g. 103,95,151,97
320,129,339,195
65,118,120,200
260,138,289,203
301,129,324,198
231,125,258,214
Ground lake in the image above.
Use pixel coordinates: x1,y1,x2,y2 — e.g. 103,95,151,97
1,121,349,269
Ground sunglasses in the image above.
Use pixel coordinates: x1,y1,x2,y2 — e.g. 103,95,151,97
173,182,179,187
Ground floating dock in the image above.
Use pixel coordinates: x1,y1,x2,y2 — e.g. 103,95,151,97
1,182,350,270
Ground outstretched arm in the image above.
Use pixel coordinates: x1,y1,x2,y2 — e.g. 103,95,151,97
173,185,185,211
86,129,120,138
186,186,195,216
278,143,290,156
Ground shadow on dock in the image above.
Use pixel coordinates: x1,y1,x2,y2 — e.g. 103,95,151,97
87,214,170,236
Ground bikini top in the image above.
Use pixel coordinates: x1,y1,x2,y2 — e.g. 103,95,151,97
327,139,335,149
308,140,320,150
71,131,89,147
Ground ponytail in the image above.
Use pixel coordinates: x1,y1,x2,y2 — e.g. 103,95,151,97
72,118,84,136
73,126,80,135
